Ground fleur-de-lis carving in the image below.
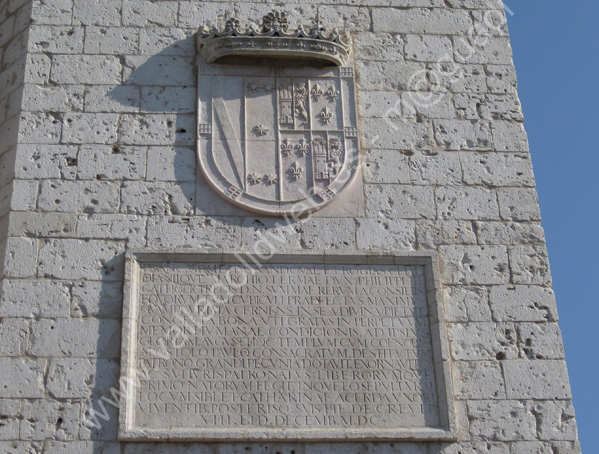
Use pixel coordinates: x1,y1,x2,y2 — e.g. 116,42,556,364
327,86,340,101
311,83,324,101
296,138,310,156
289,162,303,180
320,106,334,124
280,138,294,156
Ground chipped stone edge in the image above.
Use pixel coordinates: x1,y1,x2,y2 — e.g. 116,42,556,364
119,249,457,442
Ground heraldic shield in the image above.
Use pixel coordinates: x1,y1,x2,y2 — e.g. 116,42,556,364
197,64,361,216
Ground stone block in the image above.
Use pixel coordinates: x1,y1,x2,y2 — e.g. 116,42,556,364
472,9,509,37
62,113,118,145
533,401,578,442
19,399,80,441
497,189,542,221
80,396,119,440
29,318,121,358
0,399,20,440
373,8,473,34
14,144,76,179
454,93,522,121
410,151,462,185
240,217,302,254
38,180,120,213
417,219,477,248
489,285,558,322
365,184,436,220
139,28,196,56
318,6,371,31
453,361,506,399
0,359,46,398
467,400,537,441
146,216,241,249
0,318,28,356
84,26,139,55
141,86,196,113
47,358,119,399
123,56,194,87
18,111,61,144
363,149,410,184
146,146,196,182
120,181,195,216
71,280,123,318
434,120,493,151
449,322,517,361
356,218,416,251
492,121,529,152
362,117,434,151
508,246,551,285
436,186,499,220
122,0,178,27
72,0,121,26
3,237,37,278
76,214,146,247
443,286,492,322
405,35,453,62
84,85,140,113
440,245,509,285
30,0,72,25
10,180,38,211
355,32,404,62
177,2,231,28
51,55,121,84
517,322,565,360
77,145,146,180
402,91,456,120
475,222,545,246
0,279,71,318
44,441,121,454
431,442,508,454
301,218,356,250
461,153,534,187
358,91,401,119
453,36,513,65
503,360,571,399
118,114,195,146
28,25,84,54
356,61,426,92
486,64,518,94
38,239,123,280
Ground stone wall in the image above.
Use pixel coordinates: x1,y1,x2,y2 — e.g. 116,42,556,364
0,0,581,453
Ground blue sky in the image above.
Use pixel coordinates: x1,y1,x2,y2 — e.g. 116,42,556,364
506,1,598,451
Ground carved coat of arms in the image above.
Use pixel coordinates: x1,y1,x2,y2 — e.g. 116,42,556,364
196,12,360,216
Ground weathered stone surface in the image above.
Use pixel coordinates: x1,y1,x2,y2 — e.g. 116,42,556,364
0,359,46,398
449,322,517,361
503,360,571,400
30,318,120,358
467,400,537,441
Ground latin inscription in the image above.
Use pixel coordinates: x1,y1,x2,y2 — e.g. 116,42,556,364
133,263,441,430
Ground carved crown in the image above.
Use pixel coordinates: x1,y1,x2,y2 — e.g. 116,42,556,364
197,11,352,66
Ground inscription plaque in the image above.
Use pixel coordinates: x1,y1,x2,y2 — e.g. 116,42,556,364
119,252,456,441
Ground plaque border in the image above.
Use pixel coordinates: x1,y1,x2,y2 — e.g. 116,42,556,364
119,250,457,442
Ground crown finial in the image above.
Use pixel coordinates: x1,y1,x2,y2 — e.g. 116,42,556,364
197,10,352,66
